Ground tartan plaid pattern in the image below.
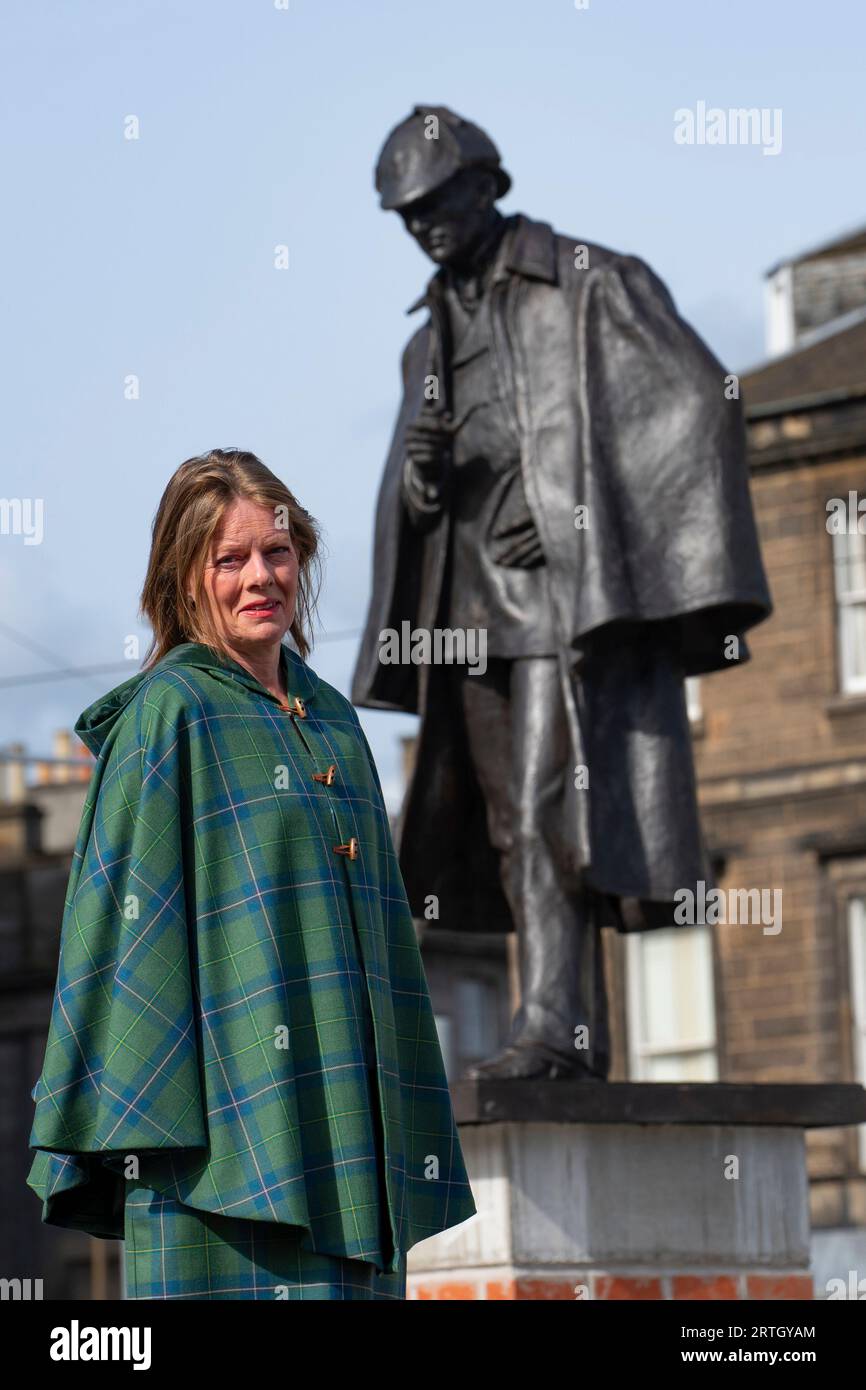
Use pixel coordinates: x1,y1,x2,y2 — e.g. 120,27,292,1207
27,641,476,1276
124,1179,408,1300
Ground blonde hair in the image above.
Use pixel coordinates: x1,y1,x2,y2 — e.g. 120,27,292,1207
140,448,322,669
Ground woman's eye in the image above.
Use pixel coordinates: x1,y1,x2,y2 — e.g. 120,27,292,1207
215,547,291,567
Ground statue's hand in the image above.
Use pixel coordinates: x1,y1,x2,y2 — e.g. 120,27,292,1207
405,414,453,489
490,523,545,567
489,481,545,567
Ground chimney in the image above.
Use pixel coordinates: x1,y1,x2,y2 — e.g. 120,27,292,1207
54,729,73,782
0,743,27,802
764,264,795,358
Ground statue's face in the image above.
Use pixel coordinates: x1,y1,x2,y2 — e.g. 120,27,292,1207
398,168,496,267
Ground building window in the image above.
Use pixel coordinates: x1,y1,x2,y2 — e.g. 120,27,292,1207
685,676,702,723
433,977,500,1081
625,925,719,1081
847,896,866,1172
832,528,866,695
455,976,499,1063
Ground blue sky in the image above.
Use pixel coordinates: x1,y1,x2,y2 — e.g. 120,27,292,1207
2,0,864,805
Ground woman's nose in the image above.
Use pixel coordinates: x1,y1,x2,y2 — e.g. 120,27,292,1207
245,551,273,584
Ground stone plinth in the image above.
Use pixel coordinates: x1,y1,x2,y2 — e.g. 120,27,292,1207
407,1083,866,1301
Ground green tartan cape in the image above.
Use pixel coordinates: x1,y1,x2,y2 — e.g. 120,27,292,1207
27,641,476,1273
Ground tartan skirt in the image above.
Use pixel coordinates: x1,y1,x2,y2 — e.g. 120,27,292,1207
123,918,408,1301
123,1179,408,1300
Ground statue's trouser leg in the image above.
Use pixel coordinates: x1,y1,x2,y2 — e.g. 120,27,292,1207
455,656,611,1078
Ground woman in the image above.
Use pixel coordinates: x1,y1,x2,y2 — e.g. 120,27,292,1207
27,448,476,1300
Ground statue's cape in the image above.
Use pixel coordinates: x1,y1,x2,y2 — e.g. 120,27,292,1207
27,642,475,1272
352,214,770,712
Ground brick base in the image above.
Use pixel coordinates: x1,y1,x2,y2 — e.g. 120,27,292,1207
407,1269,814,1301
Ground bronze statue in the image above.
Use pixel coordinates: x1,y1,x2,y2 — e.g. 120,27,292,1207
351,106,772,1082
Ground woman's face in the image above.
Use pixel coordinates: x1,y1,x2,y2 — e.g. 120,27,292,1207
197,496,299,654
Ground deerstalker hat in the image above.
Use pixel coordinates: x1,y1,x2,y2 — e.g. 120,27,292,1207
375,105,512,210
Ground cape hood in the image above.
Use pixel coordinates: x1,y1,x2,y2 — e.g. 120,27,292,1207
74,641,320,757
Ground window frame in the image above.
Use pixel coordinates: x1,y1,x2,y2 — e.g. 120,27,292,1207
831,526,866,696
625,922,720,1082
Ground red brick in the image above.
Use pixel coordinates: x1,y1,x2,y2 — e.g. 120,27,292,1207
511,1278,580,1300
672,1275,739,1300
747,1274,813,1300
594,1275,663,1300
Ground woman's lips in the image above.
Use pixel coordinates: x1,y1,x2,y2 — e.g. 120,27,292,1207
240,599,280,618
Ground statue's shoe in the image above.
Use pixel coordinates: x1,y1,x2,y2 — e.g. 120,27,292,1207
462,1040,605,1082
